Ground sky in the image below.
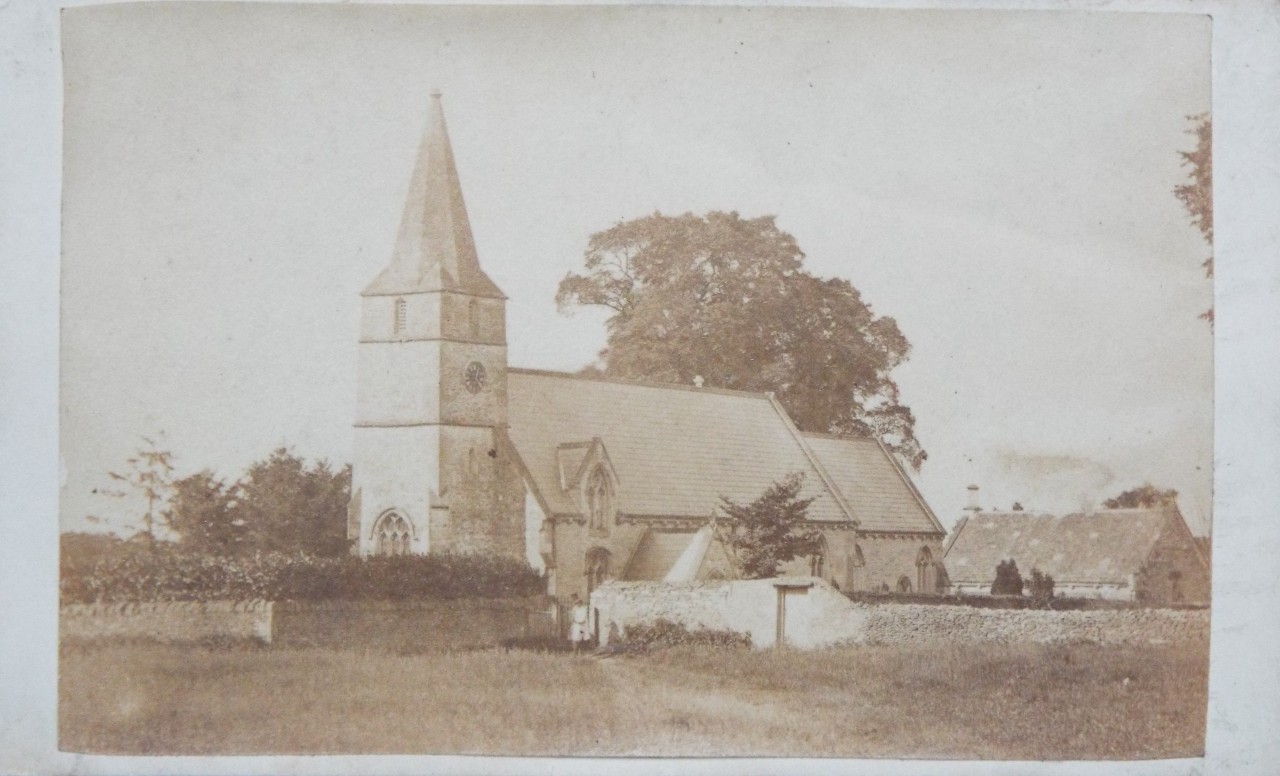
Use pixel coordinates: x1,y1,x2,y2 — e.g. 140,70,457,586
59,3,1213,538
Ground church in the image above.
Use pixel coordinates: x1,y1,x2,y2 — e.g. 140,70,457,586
346,93,948,603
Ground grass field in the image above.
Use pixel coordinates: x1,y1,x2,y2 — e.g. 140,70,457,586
59,639,1207,758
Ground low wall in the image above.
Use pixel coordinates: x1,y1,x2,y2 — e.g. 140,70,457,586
860,603,1208,646
60,596,558,651
590,578,1209,650
61,601,274,644
271,597,557,652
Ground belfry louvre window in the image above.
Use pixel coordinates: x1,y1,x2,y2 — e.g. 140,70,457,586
393,298,407,334
374,513,412,556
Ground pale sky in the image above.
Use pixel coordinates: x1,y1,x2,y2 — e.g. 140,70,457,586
60,3,1212,537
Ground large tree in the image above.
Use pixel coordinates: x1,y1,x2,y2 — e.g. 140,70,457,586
1174,114,1212,325
557,211,924,467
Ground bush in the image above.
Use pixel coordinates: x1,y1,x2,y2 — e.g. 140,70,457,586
59,544,545,604
1028,567,1056,603
618,619,752,651
991,559,1024,596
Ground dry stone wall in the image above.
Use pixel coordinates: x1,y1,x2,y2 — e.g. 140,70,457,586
272,596,556,651
859,602,1208,646
60,596,557,650
61,601,274,644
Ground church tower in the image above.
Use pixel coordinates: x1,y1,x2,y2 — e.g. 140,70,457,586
349,91,524,559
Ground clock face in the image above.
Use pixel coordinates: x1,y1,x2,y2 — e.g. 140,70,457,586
463,361,488,394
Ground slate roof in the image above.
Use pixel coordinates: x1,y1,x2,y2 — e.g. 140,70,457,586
802,433,945,535
943,508,1194,585
624,529,700,581
505,369,852,522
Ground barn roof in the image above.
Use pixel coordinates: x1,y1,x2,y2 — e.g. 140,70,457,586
802,433,945,535
942,507,1195,585
505,368,853,523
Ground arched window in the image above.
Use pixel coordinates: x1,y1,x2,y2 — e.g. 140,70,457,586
373,512,412,556
809,535,828,579
585,466,613,531
916,546,937,594
846,544,866,592
393,298,407,335
468,299,480,339
1169,570,1184,603
897,575,913,594
585,547,610,599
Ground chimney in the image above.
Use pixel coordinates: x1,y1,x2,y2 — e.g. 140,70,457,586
964,484,982,514
692,375,705,388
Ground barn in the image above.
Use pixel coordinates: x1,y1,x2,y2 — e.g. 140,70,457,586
942,507,1209,605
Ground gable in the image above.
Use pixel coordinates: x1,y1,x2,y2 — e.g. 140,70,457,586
505,369,853,523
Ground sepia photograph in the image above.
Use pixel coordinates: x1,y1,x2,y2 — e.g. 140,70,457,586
54,2,1215,760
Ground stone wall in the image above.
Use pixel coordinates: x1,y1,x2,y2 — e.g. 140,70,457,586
271,596,556,652
859,602,1209,646
61,601,274,644
590,578,1209,650
60,596,557,650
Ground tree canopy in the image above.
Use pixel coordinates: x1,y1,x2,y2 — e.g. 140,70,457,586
148,447,350,557
1103,484,1179,510
1174,114,1212,324
712,472,822,580
234,448,351,557
557,211,924,468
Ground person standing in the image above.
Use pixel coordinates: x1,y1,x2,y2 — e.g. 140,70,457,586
569,594,590,654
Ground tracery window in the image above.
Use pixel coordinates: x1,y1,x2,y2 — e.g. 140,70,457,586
585,466,614,531
374,512,412,556
468,299,480,339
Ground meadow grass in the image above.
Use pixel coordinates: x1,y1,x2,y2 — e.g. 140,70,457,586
59,639,1207,758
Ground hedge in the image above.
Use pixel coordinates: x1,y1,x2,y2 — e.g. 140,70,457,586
60,545,545,603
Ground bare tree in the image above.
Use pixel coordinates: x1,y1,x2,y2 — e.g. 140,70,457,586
102,435,176,550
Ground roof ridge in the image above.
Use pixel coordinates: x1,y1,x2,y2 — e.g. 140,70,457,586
799,430,879,444
508,366,774,400
980,508,1175,518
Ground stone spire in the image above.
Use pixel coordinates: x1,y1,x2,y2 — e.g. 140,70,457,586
364,90,504,298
